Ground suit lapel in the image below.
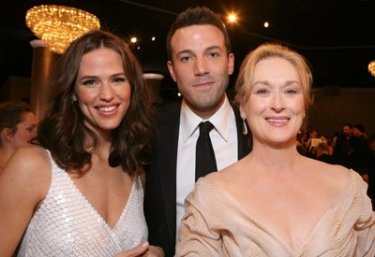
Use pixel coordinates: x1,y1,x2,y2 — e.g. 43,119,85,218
158,103,181,247
158,102,250,250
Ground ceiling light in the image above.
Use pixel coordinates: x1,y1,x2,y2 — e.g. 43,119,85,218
368,60,375,77
226,12,238,24
130,36,138,43
25,5,100,54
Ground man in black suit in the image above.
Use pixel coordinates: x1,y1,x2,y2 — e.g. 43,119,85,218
144,6,251,257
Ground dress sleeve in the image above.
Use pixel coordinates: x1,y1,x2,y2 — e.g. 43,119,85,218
175,180,223,257
353,172,375,256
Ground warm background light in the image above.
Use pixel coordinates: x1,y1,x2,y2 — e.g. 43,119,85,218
368,60,375,77
25,5,100,54
226,12,238,24
130,36,138,43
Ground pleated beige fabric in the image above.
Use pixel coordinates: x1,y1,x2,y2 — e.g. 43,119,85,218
176,171,375,257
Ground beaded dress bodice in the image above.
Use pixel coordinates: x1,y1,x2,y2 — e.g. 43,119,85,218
18,151,148,257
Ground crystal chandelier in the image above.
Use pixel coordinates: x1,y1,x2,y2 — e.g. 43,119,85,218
25,5,101,54
369,60,375,77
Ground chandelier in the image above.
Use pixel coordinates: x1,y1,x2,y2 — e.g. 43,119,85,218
369,60,375,77
25,5,101,54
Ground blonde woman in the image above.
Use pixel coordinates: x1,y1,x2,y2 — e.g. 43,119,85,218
175,43,375,256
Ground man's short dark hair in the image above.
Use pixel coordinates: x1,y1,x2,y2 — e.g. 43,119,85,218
166,6,231,60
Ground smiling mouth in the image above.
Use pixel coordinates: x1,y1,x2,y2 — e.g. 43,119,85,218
265,117,290,125
97,105,118,113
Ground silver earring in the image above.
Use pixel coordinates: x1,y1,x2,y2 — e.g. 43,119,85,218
242,119,248,135
71,95,77,103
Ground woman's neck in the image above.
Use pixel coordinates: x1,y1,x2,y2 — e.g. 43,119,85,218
249,141,302,173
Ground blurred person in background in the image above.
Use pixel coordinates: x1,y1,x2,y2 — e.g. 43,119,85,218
0,100,36,172
333,122,354,168
351,124,372,183
315,142,334,164
368,133,375,209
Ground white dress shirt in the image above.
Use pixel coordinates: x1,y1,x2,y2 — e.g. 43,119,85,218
176,96,238,238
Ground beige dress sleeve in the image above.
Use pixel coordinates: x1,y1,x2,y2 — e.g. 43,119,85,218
353,171,375,256
175,179,224,257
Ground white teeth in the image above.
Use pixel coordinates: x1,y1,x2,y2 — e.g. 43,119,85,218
267,118,288,123
98,106,116,112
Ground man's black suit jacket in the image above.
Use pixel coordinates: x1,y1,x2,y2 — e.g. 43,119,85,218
144,102,251,257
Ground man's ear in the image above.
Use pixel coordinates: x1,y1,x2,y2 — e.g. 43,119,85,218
228,53,235,75
167,60,177,82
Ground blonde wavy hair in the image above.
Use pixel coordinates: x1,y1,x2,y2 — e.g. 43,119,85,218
235,43,313,109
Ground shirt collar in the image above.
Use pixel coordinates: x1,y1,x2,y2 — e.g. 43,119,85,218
180,96,232,142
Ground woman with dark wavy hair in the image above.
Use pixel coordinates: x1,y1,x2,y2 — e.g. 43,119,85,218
0,30,163,256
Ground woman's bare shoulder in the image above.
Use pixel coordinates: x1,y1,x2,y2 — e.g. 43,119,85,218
0,145,52,210
203,160,244,190
309,157,349,175
2,145,52,187
304,157,351,189
10,145,50,168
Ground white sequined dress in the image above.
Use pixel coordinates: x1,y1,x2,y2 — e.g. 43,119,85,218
17,151,148,257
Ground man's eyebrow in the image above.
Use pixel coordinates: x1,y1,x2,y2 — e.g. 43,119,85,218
205,45,222,51
175,49,194,56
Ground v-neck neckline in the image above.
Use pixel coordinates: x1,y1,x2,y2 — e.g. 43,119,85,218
64,171,136,231
199,172,353,255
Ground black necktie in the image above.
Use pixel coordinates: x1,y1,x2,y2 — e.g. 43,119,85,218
195,121,217,181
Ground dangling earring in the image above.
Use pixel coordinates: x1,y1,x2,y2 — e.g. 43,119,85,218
242,119,248,135
71,95,77,103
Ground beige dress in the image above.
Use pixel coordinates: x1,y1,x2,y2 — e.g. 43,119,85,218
175,170,375,257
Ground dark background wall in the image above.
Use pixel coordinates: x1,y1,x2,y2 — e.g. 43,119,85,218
308,87,375,137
